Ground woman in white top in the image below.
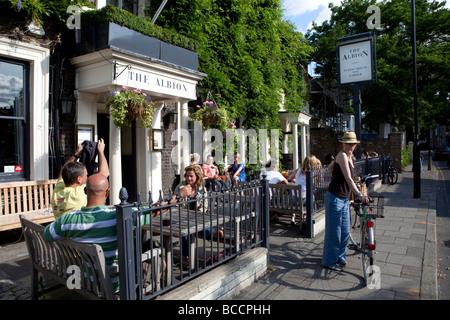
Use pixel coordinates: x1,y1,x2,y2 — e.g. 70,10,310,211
260,160,287,185
260,160,288,221
288,155,321,224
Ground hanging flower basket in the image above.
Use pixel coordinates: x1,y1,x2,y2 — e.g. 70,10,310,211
202,113,221,126
105,86,155,129
190,100,230,131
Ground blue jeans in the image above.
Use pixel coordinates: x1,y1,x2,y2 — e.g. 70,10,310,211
182,228,216,257
322,191,350,267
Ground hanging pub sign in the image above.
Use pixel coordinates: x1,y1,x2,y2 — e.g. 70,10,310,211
336,32,377,86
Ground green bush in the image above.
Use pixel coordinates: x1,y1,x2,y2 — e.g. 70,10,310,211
401,145,412,168
80,5,198,52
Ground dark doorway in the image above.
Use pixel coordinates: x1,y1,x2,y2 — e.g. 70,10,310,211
98,114,137,203
121,122,137,202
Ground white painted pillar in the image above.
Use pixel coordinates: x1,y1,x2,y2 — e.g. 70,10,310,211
300,125,307,164
180,100,190,172
136,122,152,203
292,124,299,170
281,120,289,154
109,121,121,205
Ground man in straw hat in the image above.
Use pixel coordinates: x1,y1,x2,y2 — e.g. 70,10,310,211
322,131,369,272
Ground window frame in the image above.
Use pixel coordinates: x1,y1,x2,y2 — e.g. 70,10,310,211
0,57,30,182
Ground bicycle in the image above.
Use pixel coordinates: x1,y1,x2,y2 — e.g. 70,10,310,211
348,175,384,285
386,161,398,185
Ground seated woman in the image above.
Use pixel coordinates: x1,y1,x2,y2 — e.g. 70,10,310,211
179,165,223,266
288,155,321,225
223,153,245,183
259,160,288,221
202,155,219,180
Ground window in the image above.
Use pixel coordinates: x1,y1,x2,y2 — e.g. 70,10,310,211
107,0,137,15
0,58,29,180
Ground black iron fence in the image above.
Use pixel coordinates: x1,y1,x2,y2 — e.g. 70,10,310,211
115,178,270,300
114,156,387,299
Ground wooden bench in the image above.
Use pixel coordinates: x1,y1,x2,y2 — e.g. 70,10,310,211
19,215,117,300
269,183,304,230
0,179,58,231
20,215,162,300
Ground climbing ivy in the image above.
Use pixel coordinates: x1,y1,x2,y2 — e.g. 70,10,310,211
146,0,312,130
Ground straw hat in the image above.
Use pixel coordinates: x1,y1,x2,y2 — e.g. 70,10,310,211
339,131,360,144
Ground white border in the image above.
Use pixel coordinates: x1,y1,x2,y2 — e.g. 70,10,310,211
0,37,50,180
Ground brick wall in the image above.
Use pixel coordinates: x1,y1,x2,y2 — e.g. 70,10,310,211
160,102,181,192
310,128,404,172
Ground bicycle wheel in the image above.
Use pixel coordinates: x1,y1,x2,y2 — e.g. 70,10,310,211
387,167,398,185
348,206,362,250
361,222,375,284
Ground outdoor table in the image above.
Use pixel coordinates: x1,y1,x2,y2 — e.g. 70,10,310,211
142,206,231,286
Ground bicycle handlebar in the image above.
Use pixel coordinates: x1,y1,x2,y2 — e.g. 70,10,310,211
353,197,374,204
360,174,379,183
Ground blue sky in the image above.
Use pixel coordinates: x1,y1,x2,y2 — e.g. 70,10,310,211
280,0,450,76
280,0,342,34
280,0,450,35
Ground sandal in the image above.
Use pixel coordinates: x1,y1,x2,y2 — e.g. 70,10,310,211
325,264,342,272
337,260,347,267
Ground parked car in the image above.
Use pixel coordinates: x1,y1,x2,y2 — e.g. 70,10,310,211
433,147,450,161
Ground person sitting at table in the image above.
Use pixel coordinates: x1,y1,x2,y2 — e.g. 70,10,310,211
202,155,219,180
260,160,288,185
179,165,224,267
44,173,191,292
288,155,321,225
260,160,288,221
190,153,202,171
223,152,245,183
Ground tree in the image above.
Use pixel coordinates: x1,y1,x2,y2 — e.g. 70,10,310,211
306,0,450,139
145,0,312,130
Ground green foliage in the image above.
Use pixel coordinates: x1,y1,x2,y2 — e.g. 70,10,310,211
401,145,412,168
105,86,156,129
306,0,450,138
145,0,312,131
79,5,198,52
190,101,231,131
8,0,94,24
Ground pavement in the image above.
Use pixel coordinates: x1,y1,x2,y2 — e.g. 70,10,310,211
233,161,439,300
0,161,439,300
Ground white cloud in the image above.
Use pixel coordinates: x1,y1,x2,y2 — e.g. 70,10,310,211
0,74,23,108
281,0,342,33
282,0,341,17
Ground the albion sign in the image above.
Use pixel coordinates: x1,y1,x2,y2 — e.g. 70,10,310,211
115,65,197,100
337,33,375,86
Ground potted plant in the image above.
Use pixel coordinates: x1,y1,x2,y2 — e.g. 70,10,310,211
105,86,155,129
190,100,230,131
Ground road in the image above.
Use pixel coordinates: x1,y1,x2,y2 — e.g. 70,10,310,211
434,159,450,300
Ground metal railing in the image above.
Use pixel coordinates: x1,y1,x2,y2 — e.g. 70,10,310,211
115,178,270,300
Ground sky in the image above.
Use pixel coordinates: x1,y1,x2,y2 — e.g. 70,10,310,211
281,0,342,34
280,0,450,34
280,0,450,76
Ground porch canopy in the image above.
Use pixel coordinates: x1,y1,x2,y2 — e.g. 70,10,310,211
70,23,206,203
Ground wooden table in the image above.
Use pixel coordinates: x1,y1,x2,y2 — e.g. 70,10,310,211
142,206,231,286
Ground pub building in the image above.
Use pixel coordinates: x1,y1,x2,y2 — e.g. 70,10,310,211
0,3,311,208
0,11,204,208
71,21,206,203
